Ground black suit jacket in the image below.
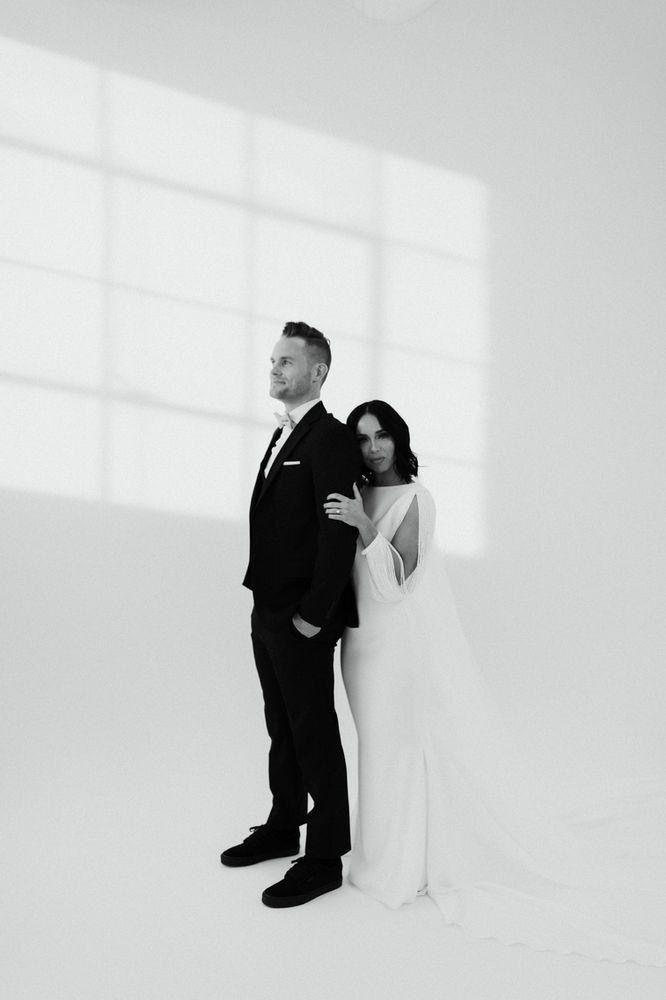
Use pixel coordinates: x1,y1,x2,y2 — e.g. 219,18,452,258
243,401,362,630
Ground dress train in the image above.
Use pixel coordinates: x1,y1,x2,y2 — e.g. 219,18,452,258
341,481,666,965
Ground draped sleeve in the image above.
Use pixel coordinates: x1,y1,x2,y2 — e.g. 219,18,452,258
360,487,436,603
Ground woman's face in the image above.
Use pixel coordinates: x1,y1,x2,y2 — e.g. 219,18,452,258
356,413,396,476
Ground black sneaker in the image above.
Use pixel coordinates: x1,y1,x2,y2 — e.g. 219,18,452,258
220,824,300,867
261,857,342,907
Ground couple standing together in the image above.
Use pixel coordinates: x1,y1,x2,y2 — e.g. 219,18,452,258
222,319,424,906
222,322,666,966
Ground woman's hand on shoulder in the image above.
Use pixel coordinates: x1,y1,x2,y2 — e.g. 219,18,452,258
323,482,367,529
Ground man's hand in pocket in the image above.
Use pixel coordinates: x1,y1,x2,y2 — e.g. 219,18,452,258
292,613,321,638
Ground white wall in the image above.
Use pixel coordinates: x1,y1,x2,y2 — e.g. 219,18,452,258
2,0,665,847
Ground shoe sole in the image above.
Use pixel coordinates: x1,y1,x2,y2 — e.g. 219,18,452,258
220,848,299,868
261,878,343,908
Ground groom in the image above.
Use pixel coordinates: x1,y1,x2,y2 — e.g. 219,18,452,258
221,321,362,907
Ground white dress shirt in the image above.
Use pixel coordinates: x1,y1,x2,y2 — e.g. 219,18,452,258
263,397,321,477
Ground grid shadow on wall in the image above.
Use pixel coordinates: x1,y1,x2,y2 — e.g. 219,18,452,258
0,35,488,556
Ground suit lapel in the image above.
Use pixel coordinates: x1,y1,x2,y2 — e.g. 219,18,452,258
260,427,282,474
249,426,282,514
258,401,325,503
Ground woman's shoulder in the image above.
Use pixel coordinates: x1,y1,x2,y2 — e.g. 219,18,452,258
366,480,435,523
399,483,436,541
405,479,435,506
391,483,435,530
363,480,434,501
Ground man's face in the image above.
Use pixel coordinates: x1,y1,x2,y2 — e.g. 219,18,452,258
269,336,316,406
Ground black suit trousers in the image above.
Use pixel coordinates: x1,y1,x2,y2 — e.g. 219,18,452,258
250,608,351,859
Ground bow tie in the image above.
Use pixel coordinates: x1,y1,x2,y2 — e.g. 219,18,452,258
274,411,295,430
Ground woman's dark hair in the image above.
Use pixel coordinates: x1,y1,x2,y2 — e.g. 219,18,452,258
346,400,418,485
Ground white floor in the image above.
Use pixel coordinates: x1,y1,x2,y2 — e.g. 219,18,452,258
5,784,666,1000
3,496,665,999
4,659,665,1000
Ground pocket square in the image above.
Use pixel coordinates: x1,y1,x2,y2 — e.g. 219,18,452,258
282,460,301,466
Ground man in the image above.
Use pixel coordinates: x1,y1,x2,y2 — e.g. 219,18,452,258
221,321,362,908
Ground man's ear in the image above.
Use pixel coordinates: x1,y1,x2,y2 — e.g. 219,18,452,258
314,362,328,384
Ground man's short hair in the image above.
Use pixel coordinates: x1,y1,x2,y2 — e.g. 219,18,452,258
282,321,331,381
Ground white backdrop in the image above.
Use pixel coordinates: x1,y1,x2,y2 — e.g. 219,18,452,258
2,2,665,998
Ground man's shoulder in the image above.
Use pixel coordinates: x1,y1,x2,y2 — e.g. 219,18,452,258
303,409,360,471
322,410,350,430
309,406,351,435
314,411,357,446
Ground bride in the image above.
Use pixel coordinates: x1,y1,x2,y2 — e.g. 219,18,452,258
324,399,666,966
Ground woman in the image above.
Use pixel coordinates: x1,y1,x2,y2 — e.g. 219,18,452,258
324,400,666,965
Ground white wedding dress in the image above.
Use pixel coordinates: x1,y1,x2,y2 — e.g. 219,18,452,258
341,481,666,965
